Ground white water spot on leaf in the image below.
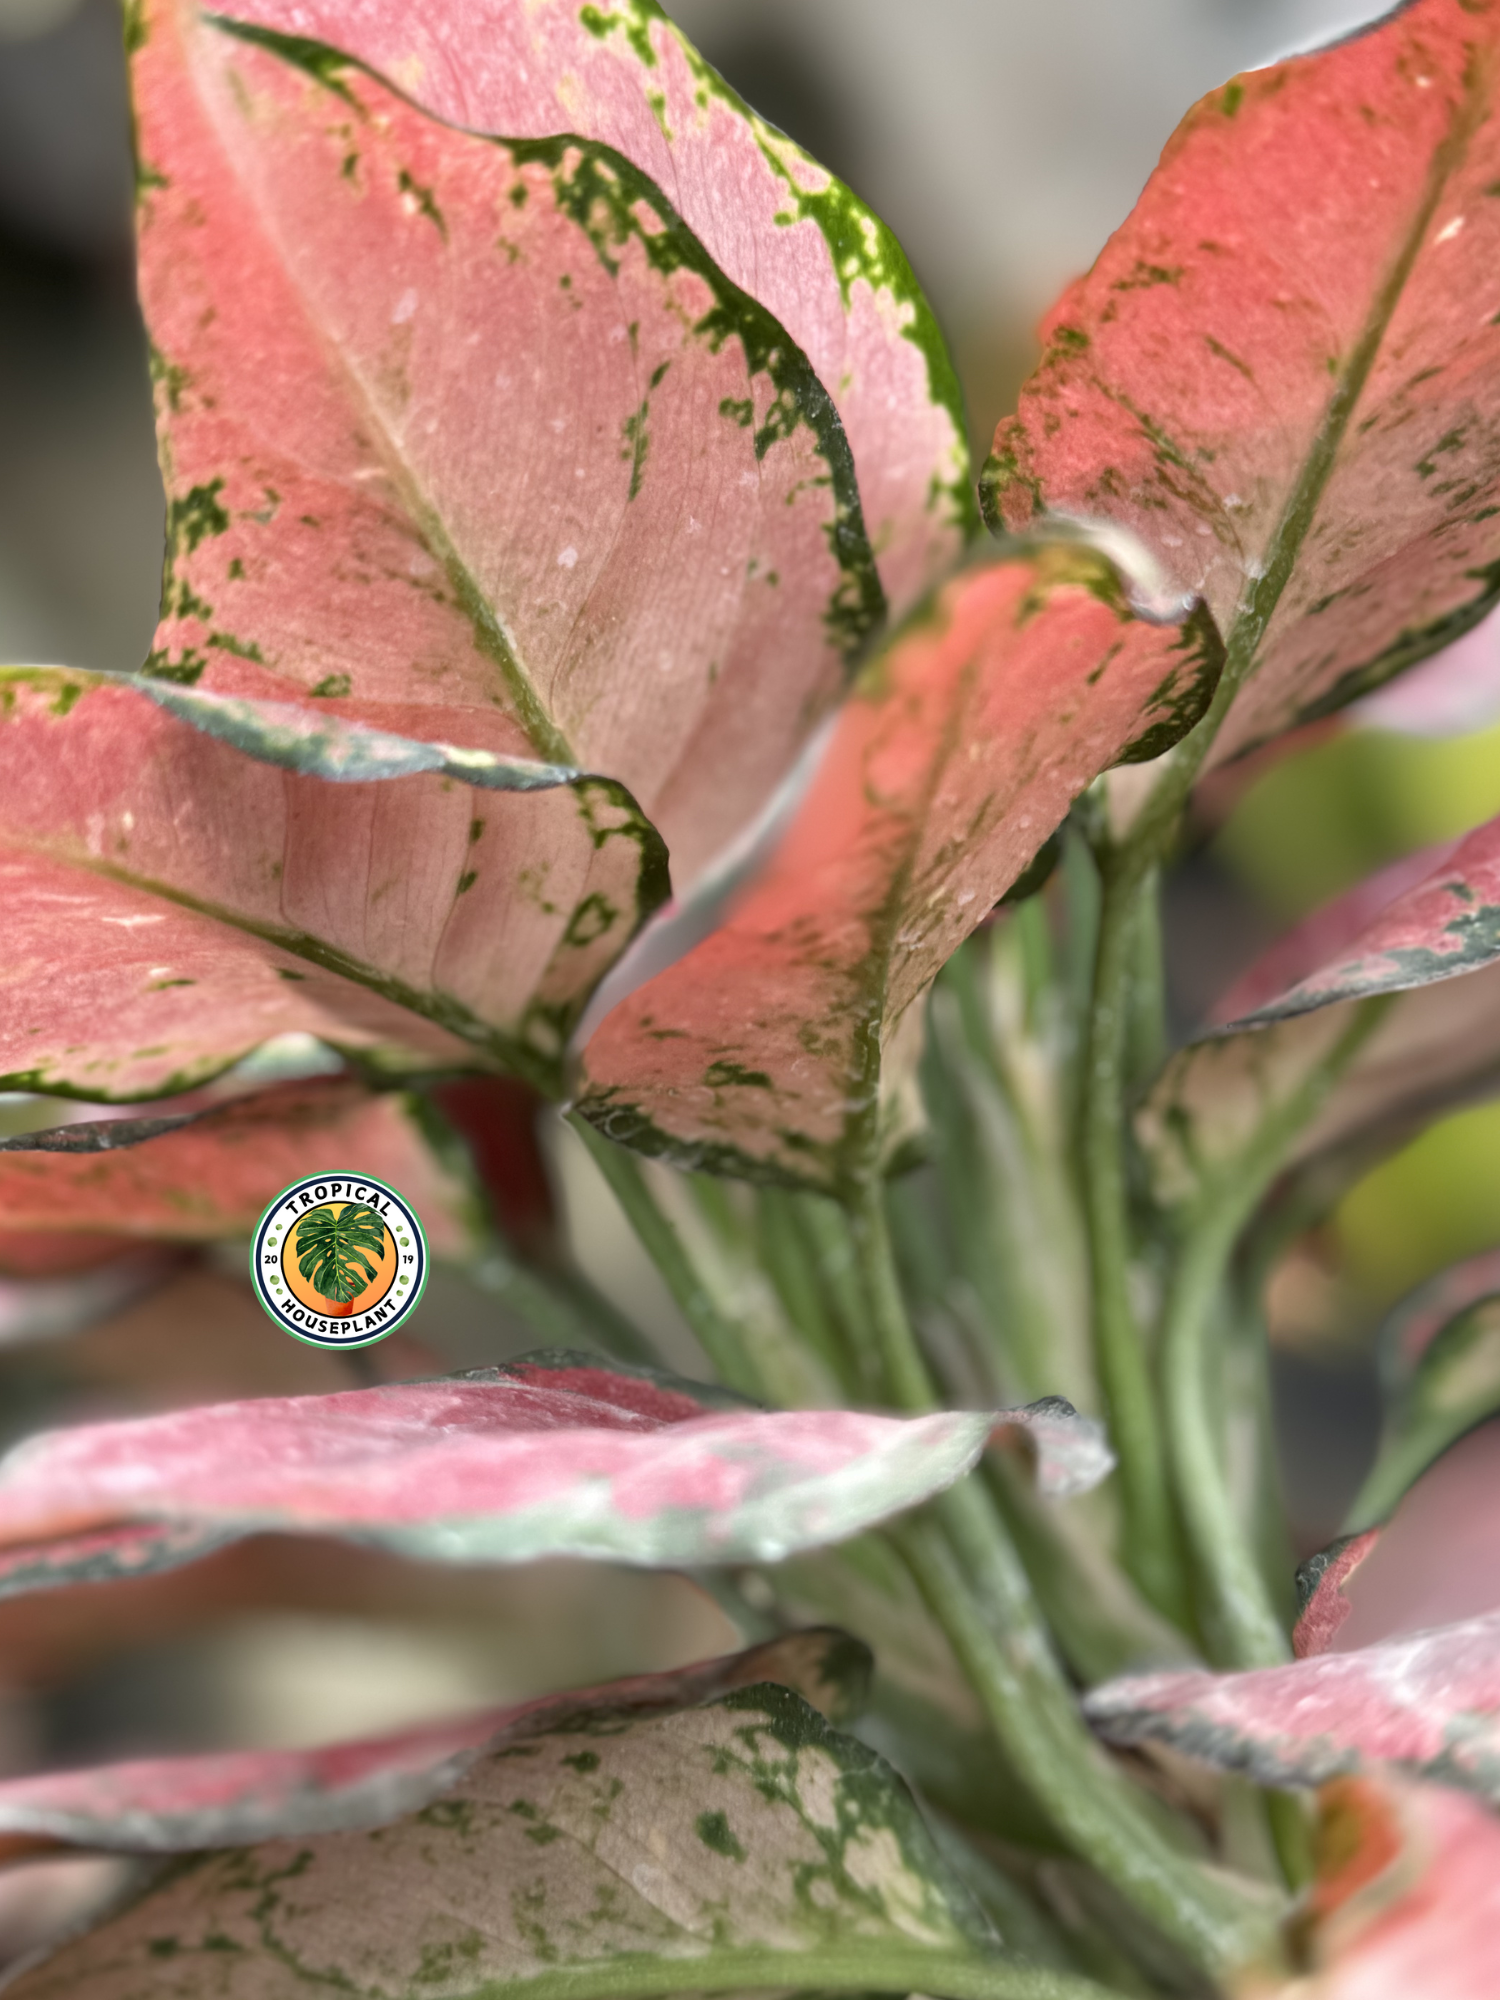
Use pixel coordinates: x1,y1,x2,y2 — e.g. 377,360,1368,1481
558,546,579,569
1435,215,1466,244
391,287,418,324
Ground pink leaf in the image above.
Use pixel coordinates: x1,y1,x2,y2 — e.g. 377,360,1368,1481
576,546,1222,1186
0,1077,477,1257
128,0,883,885
214,0,973,622
1216,815,1500,1027
985,0,1500,762
0,671,664,1098
0,1356,1109,1589
1087,1603,1500,1800
0,1628,868,1860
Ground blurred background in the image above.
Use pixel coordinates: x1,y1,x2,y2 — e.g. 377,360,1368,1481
5,0,1500,1952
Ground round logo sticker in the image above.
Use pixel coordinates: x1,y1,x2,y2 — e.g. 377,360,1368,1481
250,1174,427,1348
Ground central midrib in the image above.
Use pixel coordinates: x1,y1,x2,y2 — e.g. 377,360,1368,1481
192,16,577,768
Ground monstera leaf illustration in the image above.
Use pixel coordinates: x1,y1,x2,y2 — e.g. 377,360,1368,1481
294,1204,388,1308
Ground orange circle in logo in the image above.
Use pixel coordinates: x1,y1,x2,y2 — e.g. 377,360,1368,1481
280,1201,400,1319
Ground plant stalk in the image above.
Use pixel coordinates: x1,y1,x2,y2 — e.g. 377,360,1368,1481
1078,859,1188,1625
569,1116,768,1398
847,1179,1274,1974
894,1507,1273,1975
1161,1001,1389,1668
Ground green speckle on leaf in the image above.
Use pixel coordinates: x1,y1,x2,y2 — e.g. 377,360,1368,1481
208,632,265,663
397,167,447,238
308,673,352,698
705,1060,774,1090
456,870,479,895
141,649,207,686
695,1810,747,1860
166,479,230,557
564,892,619,947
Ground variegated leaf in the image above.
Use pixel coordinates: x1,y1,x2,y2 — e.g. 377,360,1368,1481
1141,821,1500,1207
0,671,666,1099
1086,1608,1500,1804
985,0,1500,762
0,1354,1111,1595
3,1684,1017,2000
0,1075,477,1257
1239,1777,1500,1999
129,0,883,887
576,545,1222,1187
1138,977,1500,1212
1215,817,1500,1029
215,0,974,621
1294,1532,1385,1661
0,1630,869,1862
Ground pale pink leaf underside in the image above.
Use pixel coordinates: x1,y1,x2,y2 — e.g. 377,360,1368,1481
1353,601,1500,737
1140,814,1500,1204
216,0,973,620
577,549,1222,1186
0,672,663,1098
131,0,882,884
0,1076,475,1255
0,1357,1109,1587
986,0,1500,761
1140,957,1500,1206
0,1629,865,1860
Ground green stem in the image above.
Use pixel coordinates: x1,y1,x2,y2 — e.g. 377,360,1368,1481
1162,1001,1389,1667
464,1946,1129,2000
845,1179,1271,1973
894,1507,1271,1975
788,1192,884,1400
1079,860,1187,1625
1265,1789,1314,1895
845,1177,940,1410
568,1116,767,1399
471,1246,657,1365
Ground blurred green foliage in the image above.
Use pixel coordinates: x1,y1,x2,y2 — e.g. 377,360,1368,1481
1216,718,1500,920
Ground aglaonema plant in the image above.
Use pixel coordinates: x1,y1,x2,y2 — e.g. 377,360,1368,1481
3,0,1500,1990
